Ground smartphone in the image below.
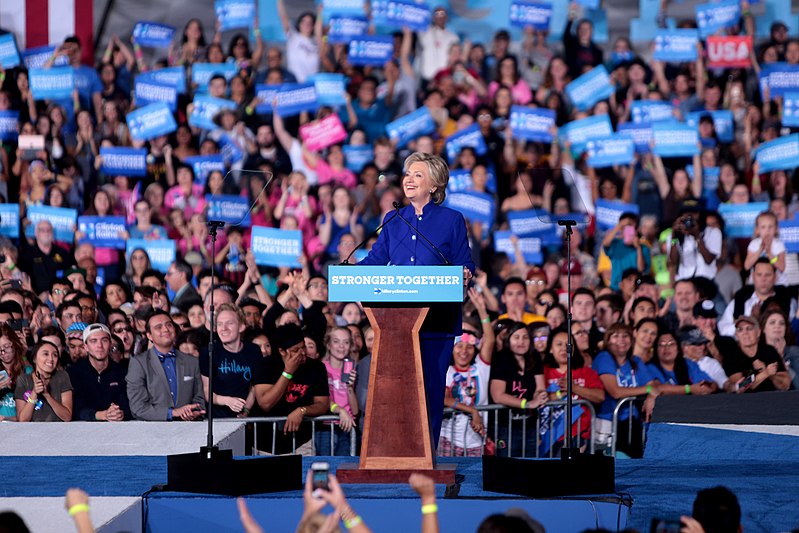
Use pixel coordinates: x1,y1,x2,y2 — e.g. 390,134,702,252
341,358,354,385
650,518,683,533
9,280,21,290
311,462,330,491
737,373,756,391
0,370,9,381
18,135,45,160
8,319,28,331
623,225,636,245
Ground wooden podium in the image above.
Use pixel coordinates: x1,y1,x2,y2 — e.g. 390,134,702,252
328,266,463,484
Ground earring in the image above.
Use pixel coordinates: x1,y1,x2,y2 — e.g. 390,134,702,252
430,189,435,194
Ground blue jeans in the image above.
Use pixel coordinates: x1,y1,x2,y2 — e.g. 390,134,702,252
495,416,538,458
313,425,355,456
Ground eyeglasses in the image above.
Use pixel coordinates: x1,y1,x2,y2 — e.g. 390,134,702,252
658,341,677,347
735,325,756,333
533,336,548,342
525,279,545,286
537,299,553,307
0,345,14,354
53,289,66,295
113,327,133,334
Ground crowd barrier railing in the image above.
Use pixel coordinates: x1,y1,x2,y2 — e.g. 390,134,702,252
610,396,648,457
245,414,358,456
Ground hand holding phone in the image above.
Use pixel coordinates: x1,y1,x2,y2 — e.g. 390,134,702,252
311,462,330,497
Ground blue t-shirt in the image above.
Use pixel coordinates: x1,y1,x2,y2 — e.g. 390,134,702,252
604,239,651,291
592,351,655,421
0,365,32,419
646,360,713,386
73,65,103,115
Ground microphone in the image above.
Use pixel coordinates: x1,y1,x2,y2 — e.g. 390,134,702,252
391,201,451,266
341,210,400,265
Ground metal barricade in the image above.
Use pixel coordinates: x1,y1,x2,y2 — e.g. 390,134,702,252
440,401,597,458
246,415,358,456
610,396,648,457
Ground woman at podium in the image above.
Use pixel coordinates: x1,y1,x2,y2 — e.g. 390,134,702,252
359,152,475,446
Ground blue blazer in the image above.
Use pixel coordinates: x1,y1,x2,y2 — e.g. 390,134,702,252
359,201,476,336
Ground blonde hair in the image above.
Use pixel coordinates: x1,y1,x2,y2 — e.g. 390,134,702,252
215,302,246,326
403,152,449,205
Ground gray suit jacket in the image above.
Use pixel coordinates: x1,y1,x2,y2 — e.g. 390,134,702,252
126,348,205,421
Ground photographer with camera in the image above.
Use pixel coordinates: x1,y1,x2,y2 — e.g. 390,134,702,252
667,201,722,283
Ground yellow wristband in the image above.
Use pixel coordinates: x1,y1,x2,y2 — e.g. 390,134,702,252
68,503,89,516
520,399,528,410
330,402,339,414
555,391,563,400
281,371,293,380
421,504,438,515
344,516,362,529
770,256,778,265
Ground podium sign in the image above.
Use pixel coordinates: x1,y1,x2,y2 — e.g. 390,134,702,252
328,265,464,302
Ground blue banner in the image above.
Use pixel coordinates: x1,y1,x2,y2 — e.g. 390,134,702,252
275,83,319,117
687,165,720,195
126,239,176,273
784,92,799,128
29,67,75,101
445,124,488,162
595,199,639,230
25,206,77,242
185,155,226,186
779,219,799,253
21,45,68,70
323,0,367,18
755,134,799,173
192,62,238,91
617,121,653,154
447,169,474,193
494,230,543,264
631,101,675,124
686,110,735,143
510,106,555,142
652,122,699,157
576,0,599,7
0,111,19,142
386,107,436,148
586,135,635,168
348,36,394,67
308,73,347,106
251,226,303,267
0,34,20,68
445,191,495,227
762,63,799,98
254,84,280,114
696,0,740,38
565,65,613,111
509,1,552,30
372,0,431,30
215,0,256,31
206,194,251,226
719,202,769,238
507,209,559,241
0,204,19,238
328,265,464,303
328,16,369,44
343,144,373,172
127,102,178,142
99,147,148,177
189,95,238,130
653,29,699,62
559,114,613,154
78,216,127,249
218,134,245,165
137,67,186,95
135,79,178,111
132,22,176,48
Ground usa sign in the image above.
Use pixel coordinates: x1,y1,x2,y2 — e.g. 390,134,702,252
706,36,752,69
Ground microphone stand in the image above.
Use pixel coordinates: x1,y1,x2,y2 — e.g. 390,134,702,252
202,219,226,459
558,219,579,461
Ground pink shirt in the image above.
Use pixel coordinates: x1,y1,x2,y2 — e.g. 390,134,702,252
324,360,353,416
315,160,357,189
488,80,533,105
164,184,207,219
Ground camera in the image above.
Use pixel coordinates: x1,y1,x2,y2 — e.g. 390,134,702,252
683,216,695,230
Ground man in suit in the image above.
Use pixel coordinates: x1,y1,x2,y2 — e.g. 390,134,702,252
126,309,205,421
165,260,202,314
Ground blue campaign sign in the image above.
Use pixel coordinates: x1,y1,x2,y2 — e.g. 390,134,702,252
595,199,639,230
719,203,769,238
575,0,599,8
135,79,178,111
0,34,21,68
29,67,75,101
137,67,186,95
25,206,77,242
127,102,178,142
653,29,699,62
0,111,19,142
652,122,699,157
323,0,367,19
372,0,431,31
308,73,347,106
510,106,555,142
185,155,226,186
696,0,740,38
386,107,436,148
686,110,735,143
78,216,127,249
99,147,148,177
687,165,720,194
509,1,552,30
251,226,303,268
189,95,238,130
631,101,675,124
206,194,251,226
783,92,799,127
275,83,319,117
445,124,488,162
348,36,394,67
617,122,653,154
447,169,474,193
132,22,175,48
506,209,560,245
755,134,799,173
328,265,464,303
21,45,68,69
763,63,799,98
495,231,543,264
218,134,245,165
328,16,369,44
586,135,635,168
559,114,613,154
215,0,256,31
126,239,176,273
0,204,20,238
343,144,373,172
565,65,614,111
192,62,238,91
254,84,280,114
445,191,495,227
779,219,799,253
